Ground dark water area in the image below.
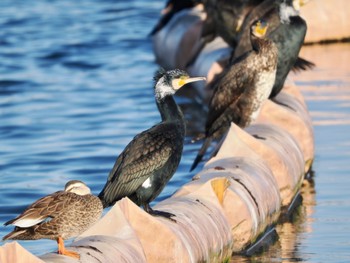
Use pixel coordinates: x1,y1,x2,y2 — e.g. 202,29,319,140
0,0,349,261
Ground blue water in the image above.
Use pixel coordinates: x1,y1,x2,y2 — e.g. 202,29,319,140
0,0,349,261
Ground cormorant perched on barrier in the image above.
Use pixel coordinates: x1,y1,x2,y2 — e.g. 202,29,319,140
149,0,199,36
3,180,103,259
190,20,278,171
200,0,263,47
233,0,314,98
186,0,264,67
99,69,205,221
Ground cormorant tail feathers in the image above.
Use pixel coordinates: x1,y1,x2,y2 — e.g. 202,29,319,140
190,137,212,172
292,56,315,72
97,191,110,209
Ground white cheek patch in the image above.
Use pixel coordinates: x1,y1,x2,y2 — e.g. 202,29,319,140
279,3,299,24
142,178,152,189
155,76,175,100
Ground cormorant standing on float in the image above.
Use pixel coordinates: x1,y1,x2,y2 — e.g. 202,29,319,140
99,69,205,220
190,20,278,171
186,0,264,66
233,0,314,98
149,0,199,36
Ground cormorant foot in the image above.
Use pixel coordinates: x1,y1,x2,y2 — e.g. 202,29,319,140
144,204,176,222
252,134,266,140
149,209,177,222
271,98,295,111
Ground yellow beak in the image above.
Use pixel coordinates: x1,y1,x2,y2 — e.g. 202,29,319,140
255,21,268,37
300,0,309,7
177,77,206,89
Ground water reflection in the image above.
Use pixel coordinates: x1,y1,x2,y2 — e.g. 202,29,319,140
228,173,316,263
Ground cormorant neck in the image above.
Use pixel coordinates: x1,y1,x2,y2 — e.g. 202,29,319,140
156,95,184,123
251,36,266,52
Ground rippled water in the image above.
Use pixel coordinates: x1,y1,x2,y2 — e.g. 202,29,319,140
0,0,349,261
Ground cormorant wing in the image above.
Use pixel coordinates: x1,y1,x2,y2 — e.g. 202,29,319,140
100,122,177,201
205,54,252,130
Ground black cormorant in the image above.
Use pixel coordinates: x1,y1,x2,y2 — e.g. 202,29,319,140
233,0,314,98
202,0,263,47
190,20,278,171
149,0,199,36
99,69,205,220
186,0,264,66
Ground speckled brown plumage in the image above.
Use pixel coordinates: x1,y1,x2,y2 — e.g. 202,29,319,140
233,0,314,98
3,181,102,258
3,188,102,241
190,20,278,171
207,36,277,133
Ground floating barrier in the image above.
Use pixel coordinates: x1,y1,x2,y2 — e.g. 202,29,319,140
0,76,314,261
152,5,205,70
302,0,350,44
0,81,312,262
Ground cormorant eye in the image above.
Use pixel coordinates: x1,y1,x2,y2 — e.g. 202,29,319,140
172,75,205,90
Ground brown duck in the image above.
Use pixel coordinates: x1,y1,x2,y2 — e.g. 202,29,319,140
3,180,103,259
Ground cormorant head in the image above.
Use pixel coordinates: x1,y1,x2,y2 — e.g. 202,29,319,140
251,20,268,39
161,0,199,15
279,0,308,23
150,0,200,35
64,180,91,195
292,0,309,11
154,68,206,100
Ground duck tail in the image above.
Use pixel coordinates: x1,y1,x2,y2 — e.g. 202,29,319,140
3,228,27,241
190,137,212,172
3,217,16,226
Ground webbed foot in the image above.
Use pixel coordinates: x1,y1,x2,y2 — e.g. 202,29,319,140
144,204,176,222
252,134,266,140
